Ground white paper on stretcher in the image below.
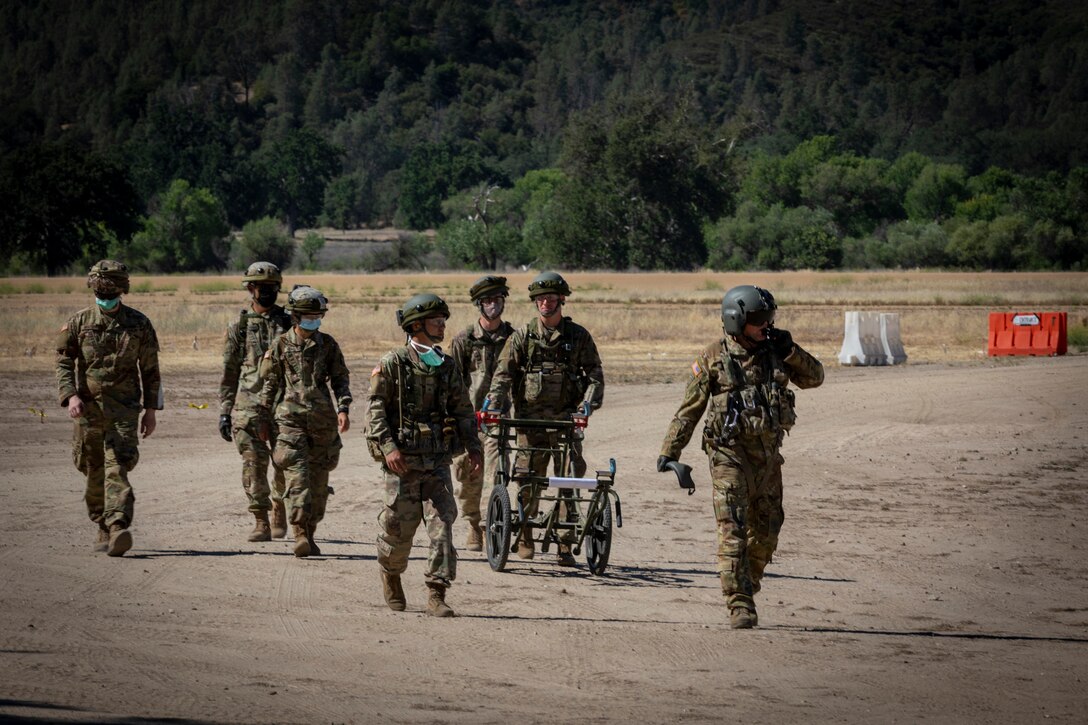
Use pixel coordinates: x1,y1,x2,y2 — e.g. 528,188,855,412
546,477,599,490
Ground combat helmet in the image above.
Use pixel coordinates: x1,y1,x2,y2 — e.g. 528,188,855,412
397,293,450,331
721,285,776,336
527,271,570,299
469,275,509,302
87,259,130,296
242,261,283,289
285,285,328,315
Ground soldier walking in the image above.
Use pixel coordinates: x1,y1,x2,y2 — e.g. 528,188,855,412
657,285,824,628
448,275,514,551
218,262,293,542
56,260,163,557
486,272,604,566
365,294,482,616
257,285,351,558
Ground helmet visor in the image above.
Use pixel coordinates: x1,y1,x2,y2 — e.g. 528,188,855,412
746,308,776,327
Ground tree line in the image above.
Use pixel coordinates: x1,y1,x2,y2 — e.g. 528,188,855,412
1,0,1085,274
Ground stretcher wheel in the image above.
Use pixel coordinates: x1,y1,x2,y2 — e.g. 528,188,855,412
485,484,512,572
584,498,612,575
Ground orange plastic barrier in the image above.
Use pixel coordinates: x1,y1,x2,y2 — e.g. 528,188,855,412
987,312,1067,356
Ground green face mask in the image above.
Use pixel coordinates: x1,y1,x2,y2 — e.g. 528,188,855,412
95,296,120,311
410,340,443,367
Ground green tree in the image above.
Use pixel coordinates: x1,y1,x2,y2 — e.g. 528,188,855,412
437,183,525,269
300,230,326,269
258,128,343,234
0,143,141,275
904,163,968,222
124,179,230,272
233,217,294,270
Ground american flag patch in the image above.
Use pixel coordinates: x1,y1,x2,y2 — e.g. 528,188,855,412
691,360,702,376
370,365,382,377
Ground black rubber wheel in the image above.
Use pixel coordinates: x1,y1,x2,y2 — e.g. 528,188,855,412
485,485,512,572
584,498,613,575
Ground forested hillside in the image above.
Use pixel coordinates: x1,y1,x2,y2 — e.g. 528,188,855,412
2,0,1086,273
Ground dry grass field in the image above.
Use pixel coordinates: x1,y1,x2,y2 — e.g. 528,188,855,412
4,271,1085,380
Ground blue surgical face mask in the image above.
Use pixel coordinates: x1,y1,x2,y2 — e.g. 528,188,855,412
298,317,322,331
410,340,443,367
96,296,120,311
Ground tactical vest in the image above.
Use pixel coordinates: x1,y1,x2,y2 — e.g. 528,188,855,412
390,348,458,455
520,323,584,411
703,343,797,448
239,307,292,368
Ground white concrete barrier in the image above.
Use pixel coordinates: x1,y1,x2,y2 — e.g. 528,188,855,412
838,311,907,365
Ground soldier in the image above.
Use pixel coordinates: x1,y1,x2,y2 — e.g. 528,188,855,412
56,260,163,557
486,271,604,566
218,262,293,543
657,285,824,629
257,285,351,558
365,294,482,617
448,275,514,551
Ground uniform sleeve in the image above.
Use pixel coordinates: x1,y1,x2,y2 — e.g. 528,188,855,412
365,356,399,456
218,319,243,416
54,316,80,407
140,320,164,410
486,329,524,412
578,330,605,411
258,340,283,412
445,362,483,456
328,340,353,410
449,332,471,388
659,351,713,460
784,343,825,389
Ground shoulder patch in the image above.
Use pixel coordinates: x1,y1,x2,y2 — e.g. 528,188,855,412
370,364,382,377
692,360,702,376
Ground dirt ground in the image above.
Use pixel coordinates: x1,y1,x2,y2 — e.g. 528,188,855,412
1,354,1086,724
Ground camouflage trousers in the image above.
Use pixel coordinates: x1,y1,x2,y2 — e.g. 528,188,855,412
272,423,342,526
72,402,140,529
514,428,585,541
377,459,458,585
709,439,785,611
452,430,501,526
233,408,285,513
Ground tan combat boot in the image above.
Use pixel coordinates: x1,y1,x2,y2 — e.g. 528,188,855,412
270,500,288,539
729,606,758,629
93,524,110,553
248,511,272,542
426,582,455,617
292,524,311,558
382,572,406,611
516,531,534,559
306,522,321,556
106,523,132,557
465,522,483,552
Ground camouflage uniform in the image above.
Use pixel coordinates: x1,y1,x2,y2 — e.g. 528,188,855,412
488,316,605,480
365,346,481,585
219,306,292,512
258,327,351,528
448,318,513,527
660,335,823,613
56,304,163,530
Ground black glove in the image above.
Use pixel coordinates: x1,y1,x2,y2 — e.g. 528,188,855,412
657,455,675,473
218,414,232,442
768,327,794,357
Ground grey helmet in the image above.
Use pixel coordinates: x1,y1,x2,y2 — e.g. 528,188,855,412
285,285,328,315
396,293,450,331
721,285,776,335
